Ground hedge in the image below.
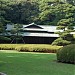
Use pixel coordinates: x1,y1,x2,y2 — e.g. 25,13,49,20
0,44,62,53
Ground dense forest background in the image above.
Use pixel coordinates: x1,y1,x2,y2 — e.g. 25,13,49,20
0,0,75,25
0,0,75,44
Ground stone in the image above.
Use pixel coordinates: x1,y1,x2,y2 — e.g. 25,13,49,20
0,72,6,75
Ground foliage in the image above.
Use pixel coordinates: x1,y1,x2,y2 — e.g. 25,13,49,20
65,0,75,5
60,32,74,41
0,0,75,44
2,0,39,24
57,18,75,30
0,17,7,34
55,6,75,46
0,0,75,25
0,44,62,53
11,24,23,35
57,44,75,64
0,36,11,43
55,18,75,46
39,9,56,25
52,38,71,46
38,1,75,25
15,45,61,53
52,31,74,46
0,23,4,33
10,24,25,43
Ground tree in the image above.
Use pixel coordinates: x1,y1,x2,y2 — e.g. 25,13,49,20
39,10,56,25
0,20,11,43
38,0,75,25
52,2,75,46
52,18,75,46
57,18,74,31
10,24,25,43
4,0,39,24
1,0,75,25
0,22,4,34
0,16,7,35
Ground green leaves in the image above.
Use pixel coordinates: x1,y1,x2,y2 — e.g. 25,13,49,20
57,44,75,64
11,24,23,35
57,18,75,30
52,38,71,46
0,0,75,25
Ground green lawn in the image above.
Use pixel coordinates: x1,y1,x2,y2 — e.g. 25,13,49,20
0,51,75,75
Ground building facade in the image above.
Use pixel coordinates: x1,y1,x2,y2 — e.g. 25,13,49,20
6,23,60,44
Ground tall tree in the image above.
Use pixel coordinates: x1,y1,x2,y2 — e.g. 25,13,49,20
4,0,39,24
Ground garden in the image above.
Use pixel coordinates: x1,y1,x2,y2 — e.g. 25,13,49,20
0,44,75,75
0,0,75,74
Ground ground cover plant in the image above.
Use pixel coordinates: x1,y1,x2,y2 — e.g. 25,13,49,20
0,44,62,53
0,51,74,75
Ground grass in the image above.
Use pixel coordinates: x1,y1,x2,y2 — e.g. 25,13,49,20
0,50,75,75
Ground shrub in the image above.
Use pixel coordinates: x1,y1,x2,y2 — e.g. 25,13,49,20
15,46,31,52
57,44,75,64
0,44,62,53
0,36,11,43
15,45,62,53
52,38,71,46
32,47,57,53
0,44,16,50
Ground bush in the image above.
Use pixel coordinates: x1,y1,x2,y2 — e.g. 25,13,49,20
32,47,58,53
52,38,71,46
0,44,16,50
0,36,11,43
15,46,59,53
0,44,62,53
15,45,62,53
15,46,31,52
57,44,75,64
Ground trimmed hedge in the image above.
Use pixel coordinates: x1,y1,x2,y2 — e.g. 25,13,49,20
15,46,60,53
0,44,18,50
0,44,62,53
57,44,75,64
